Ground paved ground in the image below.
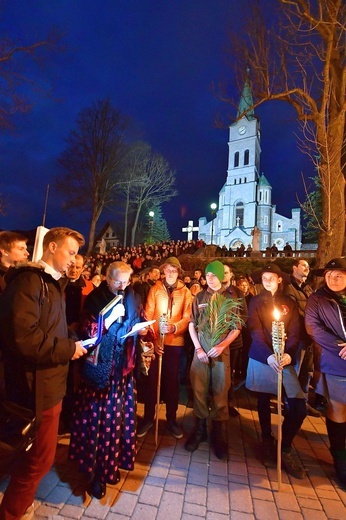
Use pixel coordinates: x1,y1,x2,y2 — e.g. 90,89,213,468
1,385,346,519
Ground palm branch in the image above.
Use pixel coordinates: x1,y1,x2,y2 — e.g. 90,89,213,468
196,292,243,351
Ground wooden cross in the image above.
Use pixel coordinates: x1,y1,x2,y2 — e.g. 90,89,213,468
182,220,199,241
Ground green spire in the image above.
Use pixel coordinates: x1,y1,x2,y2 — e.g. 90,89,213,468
237,68,255,120
258,173,271,187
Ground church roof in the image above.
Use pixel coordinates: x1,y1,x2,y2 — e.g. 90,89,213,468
237,68,255,120
258,173,271,187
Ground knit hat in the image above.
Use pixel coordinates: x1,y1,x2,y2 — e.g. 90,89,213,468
312,257,346,276
161,257,182,271
205,260,224,282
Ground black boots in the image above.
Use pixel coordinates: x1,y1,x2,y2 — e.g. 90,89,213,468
331,449,346,487
211,420,228,461
184,418,207,452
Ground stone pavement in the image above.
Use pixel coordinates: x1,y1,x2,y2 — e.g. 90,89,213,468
1,385,346,519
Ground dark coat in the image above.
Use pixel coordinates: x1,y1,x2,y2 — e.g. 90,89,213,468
80,281,141,389
248,290,301,365
0,265,76,410
305,286,346,377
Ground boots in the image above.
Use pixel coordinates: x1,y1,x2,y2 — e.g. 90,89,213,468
211,420,228,461
184,418,207,452
331,449,346,487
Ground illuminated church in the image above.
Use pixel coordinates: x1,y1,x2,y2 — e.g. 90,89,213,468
197,76,302,251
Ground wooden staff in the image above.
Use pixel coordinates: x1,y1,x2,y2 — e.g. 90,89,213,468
155,314,166,446
272,309,285,491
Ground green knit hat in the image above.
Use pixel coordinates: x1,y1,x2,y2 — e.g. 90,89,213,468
205,260,224,282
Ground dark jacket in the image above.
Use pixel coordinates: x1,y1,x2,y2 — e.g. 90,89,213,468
248,290,301,365
0,264,76,411
305,286,346,377
284,276,313,345
80,281,141,388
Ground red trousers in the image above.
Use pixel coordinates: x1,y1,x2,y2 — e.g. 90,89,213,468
0,401,62,520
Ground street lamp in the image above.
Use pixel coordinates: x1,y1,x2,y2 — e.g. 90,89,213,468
149,211,155,243
210,203,217,245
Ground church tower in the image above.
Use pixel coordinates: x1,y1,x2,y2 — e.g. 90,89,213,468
197,70,302,252
217,71,261,248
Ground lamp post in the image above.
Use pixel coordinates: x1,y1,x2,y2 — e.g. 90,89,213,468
210,203,217,245
149,211,155,243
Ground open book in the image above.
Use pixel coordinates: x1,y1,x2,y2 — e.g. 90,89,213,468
120,320,156,339
82,294,124,348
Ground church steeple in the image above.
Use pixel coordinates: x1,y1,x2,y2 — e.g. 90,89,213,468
237,68,255,120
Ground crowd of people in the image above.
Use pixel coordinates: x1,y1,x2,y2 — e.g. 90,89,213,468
0,229,345,517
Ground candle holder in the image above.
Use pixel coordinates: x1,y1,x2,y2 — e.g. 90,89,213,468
272,308,285,491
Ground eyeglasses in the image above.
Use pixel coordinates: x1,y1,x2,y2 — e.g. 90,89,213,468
108,278,129,287
165,269,178,274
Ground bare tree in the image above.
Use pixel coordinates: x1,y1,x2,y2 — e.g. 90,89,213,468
125,147,177,246
0,30,61,129
56,98,129,253
116,142,150,247
222,0,345,265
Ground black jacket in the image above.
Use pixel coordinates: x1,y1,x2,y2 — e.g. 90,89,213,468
0,264,76,410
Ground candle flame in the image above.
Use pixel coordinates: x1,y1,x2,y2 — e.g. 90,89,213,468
273,308,281,321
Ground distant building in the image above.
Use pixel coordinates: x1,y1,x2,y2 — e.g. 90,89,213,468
198,73,302,251
94,222,120,252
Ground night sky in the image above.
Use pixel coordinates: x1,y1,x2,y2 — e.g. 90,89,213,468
0,0,313,242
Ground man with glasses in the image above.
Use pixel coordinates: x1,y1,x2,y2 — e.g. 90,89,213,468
137,257,192,439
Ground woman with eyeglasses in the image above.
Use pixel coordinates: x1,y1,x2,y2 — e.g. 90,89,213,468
69,261,145,499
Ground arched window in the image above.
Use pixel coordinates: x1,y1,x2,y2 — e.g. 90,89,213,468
234,152,239,168
276,221,282,232
244,149,249,165
235,202,244,227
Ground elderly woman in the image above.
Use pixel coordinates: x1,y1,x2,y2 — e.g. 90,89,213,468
246,264,307,479
69,262,143,499
305,258,346,487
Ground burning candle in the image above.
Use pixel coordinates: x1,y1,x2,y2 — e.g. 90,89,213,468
272,308,285,362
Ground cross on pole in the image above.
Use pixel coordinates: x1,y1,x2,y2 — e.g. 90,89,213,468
182,220,199,241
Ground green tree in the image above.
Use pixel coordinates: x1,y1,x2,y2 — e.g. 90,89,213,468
301,176,322,243
143,205,171,244
223,0,345,265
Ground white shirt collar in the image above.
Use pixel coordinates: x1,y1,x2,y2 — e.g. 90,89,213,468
38,259,62,281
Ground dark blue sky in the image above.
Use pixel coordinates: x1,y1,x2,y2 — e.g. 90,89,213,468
0,0,313,241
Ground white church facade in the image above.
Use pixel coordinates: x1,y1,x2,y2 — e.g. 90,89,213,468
198,77,302,252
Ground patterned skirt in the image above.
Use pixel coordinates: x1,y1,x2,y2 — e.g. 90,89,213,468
69,371,137,484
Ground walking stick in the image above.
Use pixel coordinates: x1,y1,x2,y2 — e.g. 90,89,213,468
155,314,167,446
272,309,285,491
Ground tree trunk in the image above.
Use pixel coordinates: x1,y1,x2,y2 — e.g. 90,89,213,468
123,190,130,248
131,203,142,247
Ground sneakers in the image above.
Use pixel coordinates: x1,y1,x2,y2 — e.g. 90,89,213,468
137,419,153,438
281,451,306,479
167,421,183,439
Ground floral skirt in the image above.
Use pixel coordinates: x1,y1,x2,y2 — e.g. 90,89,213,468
69,372,137,484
